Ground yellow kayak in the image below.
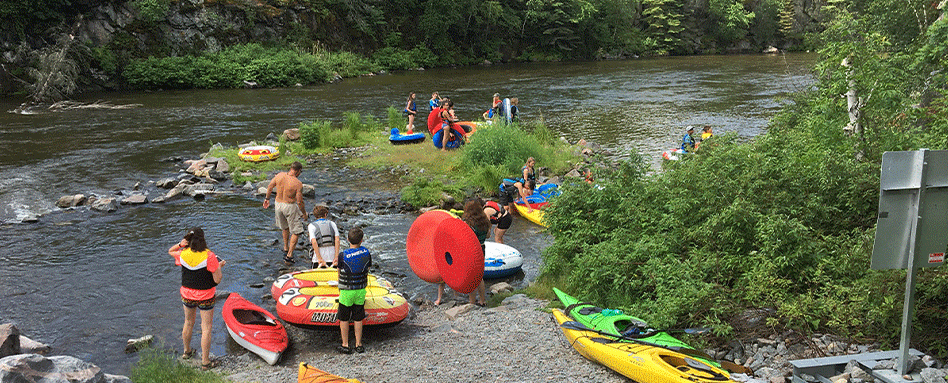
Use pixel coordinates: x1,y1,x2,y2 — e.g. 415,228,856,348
515,203,546,227
298,362,361,383
552,309,732,383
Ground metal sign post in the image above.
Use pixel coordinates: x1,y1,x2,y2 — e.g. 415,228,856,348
871,149,948,375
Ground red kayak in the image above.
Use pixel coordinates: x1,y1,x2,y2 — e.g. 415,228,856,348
222,293,288,365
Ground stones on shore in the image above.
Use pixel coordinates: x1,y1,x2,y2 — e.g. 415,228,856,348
124,335,153,353
0,323,128,382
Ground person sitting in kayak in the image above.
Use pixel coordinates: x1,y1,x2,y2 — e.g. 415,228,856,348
499,178,535,213
680,126,696,153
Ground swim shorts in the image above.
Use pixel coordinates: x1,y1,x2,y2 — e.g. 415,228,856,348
337,289,367,322
275,201,304,235
495,212,513,230
182,296,216,311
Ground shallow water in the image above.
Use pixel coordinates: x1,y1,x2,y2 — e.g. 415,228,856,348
0,54,815,373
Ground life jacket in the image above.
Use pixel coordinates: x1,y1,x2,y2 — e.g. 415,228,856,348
313,219,335,247
681,134,695,152
180,249,218,291
484,200,506,224
339,246,372,290
522,166,536,182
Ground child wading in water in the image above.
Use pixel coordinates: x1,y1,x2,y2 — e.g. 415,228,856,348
336,227,372,354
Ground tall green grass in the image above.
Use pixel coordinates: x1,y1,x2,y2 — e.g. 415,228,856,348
129,347,227,383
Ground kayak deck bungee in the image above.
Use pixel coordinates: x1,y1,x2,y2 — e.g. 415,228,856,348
552,309,732,383
554,287,729,371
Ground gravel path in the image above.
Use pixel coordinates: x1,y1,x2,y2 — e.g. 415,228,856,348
217,294,627,383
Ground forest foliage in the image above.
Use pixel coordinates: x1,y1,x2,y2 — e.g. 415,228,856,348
541,0,948,358
2,0,818,94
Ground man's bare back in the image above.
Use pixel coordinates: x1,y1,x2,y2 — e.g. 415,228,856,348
269,172,303,204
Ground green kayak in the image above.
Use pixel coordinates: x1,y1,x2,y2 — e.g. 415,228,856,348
553,287,723,369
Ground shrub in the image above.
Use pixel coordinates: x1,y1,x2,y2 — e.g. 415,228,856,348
299,120,325,149
461,124,545,176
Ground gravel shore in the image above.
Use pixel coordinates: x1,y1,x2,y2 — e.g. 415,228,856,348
216,294,627,383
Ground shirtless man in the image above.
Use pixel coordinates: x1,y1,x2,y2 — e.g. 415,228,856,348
262,161,308,265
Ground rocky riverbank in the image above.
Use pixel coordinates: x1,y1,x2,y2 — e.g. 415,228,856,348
207,291,946,383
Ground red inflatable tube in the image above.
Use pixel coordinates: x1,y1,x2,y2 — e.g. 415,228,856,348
433,217,485,294
406,210,454,283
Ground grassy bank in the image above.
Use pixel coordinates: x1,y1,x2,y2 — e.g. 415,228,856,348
129,347,227,383
205,109,584,205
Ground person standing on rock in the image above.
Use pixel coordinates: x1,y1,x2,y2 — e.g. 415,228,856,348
168,227,224,370
263,161,308,265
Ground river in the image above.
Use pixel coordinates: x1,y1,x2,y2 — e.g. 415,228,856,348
0,53,815,374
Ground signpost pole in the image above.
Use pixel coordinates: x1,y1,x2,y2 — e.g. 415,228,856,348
898,149,928,375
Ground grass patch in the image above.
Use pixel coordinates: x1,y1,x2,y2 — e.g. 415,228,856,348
206,139,305,184
350,120,582,207
129,347,227,383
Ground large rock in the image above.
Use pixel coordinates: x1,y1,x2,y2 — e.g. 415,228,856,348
283,128,300,141
215,158,229,173
0,324,20,358
155,178,178,189
120,195,147,205
0,354,131,383
56,194,86,208
302,184,315,198
18,335,50,355
89,198,118,212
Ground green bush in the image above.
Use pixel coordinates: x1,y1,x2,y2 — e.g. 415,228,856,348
461,124,545,176
131,0,170,23
299,120,325,149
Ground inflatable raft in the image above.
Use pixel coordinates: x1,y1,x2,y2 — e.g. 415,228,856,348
238,145,280,162
389,128,425,145
272,269,409,327
483,241,523,279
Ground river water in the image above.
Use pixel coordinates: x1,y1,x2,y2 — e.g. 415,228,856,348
0,54,815,374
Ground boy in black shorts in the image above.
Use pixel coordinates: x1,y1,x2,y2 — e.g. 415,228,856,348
336,227,372,354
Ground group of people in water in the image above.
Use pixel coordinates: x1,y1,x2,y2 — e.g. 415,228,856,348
680,125,714,153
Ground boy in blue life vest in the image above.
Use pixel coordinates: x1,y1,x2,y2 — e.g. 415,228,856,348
335,227,372,354
681,126,696,153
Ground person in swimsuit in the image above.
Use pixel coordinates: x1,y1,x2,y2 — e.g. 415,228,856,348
404,92,417,133
521,157,537,184
336,227,372,354
439,100,459,151
168,227,224,370
263,161,308,265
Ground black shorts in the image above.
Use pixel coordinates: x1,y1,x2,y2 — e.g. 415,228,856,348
495,212,512,230
337,303,366,322
182,296,216,311
498,184,519,206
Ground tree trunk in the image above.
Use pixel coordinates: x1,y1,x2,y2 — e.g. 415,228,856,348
841,57,865,161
